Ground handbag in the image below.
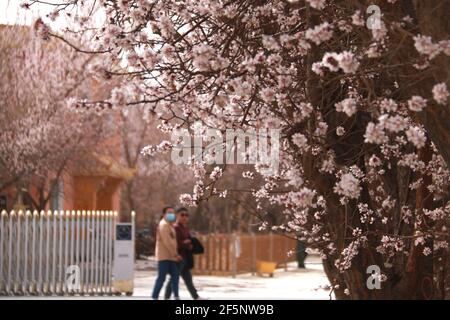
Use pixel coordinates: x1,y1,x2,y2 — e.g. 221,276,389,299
190,236,204,255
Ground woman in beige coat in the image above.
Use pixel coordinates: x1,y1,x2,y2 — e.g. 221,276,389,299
151,207,182,299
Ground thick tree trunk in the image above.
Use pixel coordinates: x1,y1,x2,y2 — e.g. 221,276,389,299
403,0,450,167
320,144,436,299
322,248,436,299
298,1,450,299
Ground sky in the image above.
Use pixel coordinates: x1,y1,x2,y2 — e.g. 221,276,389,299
0,0,38,25
0,0,71,26
0,1,104,30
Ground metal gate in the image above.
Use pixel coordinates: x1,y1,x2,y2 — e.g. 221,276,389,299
0,210,118,296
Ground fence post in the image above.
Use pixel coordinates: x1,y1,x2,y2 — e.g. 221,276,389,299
230,233,237,278
45,210,51,294
0,211,5,294
75,211,80,294
104,211,111,293
90,210,96,294
80,210,85,294
15,211,22,294
110,211,117,292
23,211,30,294
51,211,57,294
105,211,111,293
206,234,210,274
38,211,45,294
269,232,274,262
70,210,76,293
7,211,13,295
99,211,104,294
63,210,69,294
94,210,100,293
218,235,223,273
226,235,231,274
0,209,124,297
284,236,288,271
58,210,64,294
251,233,256,275
131,211,136,287
31,211,38,294
103,211,107,293
101,212,106,293
86,210,92,294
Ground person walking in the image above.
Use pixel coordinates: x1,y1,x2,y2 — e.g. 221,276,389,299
164,207,201,300
296,240,308,268
151,206,182,299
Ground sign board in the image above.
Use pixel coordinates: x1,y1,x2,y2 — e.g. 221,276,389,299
113,222,134,295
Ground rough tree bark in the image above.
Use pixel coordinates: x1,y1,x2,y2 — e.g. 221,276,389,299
407,0,450,167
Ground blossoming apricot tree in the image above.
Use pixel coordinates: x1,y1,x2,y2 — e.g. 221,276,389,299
26,0,450,298
0,24,107,209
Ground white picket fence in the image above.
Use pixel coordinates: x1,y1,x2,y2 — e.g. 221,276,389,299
0,210,118,296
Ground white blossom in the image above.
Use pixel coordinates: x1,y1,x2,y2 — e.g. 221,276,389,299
209,166,223,181
365,122,388,145
260,87,276,103
335,98,358,117
407,96,427,112
337,51,360,74
432,83,449,105
336,126,345,136
414,34,441,59
334,173,361,199
306,0,326,10
305,22,333,45
405,126,427,148
351,11,365,26
292,133,308,150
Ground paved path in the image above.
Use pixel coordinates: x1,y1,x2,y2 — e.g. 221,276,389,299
134,255,333,300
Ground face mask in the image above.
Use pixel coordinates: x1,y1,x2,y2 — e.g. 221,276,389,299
166,213,176,222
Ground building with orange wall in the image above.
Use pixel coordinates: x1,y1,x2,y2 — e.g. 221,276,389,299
40,77,135,214
0,37,136,215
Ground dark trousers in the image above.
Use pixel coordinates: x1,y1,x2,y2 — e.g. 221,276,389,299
152,260,180,299
296,241,308,268
164,258,199,299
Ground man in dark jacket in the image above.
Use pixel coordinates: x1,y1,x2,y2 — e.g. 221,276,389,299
164,207,201,300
